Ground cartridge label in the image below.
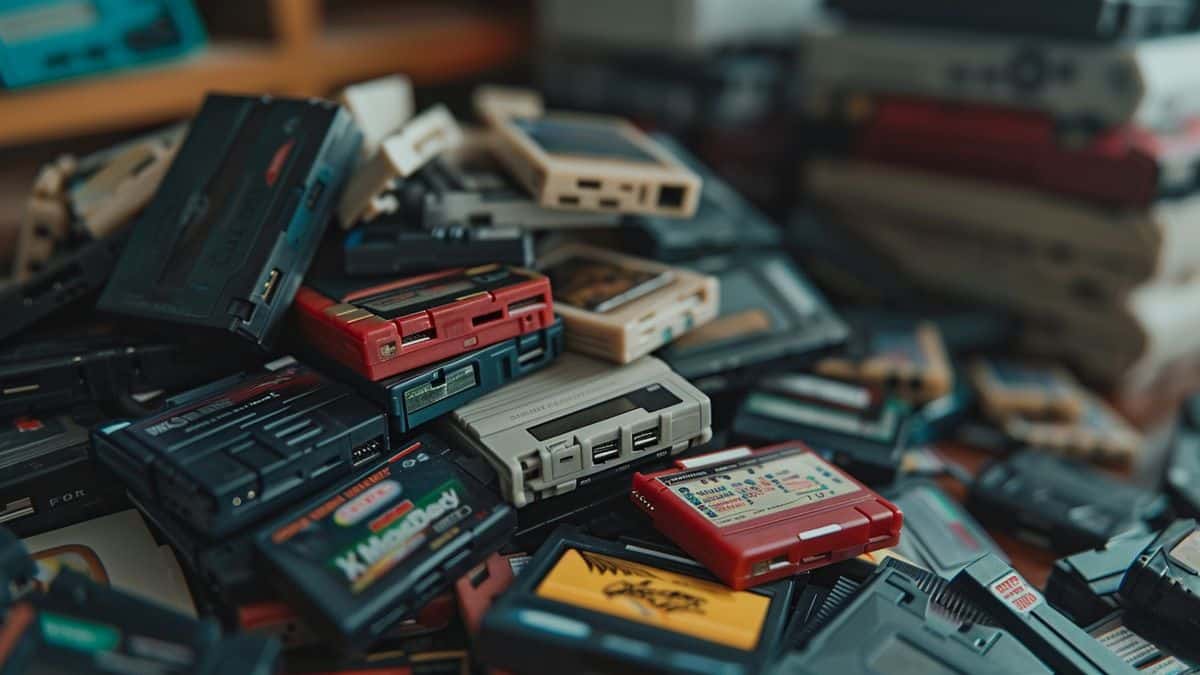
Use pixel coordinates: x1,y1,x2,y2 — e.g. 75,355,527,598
988,572,1042,615
535,548,768,650
659,448,859,528
404,364,478,414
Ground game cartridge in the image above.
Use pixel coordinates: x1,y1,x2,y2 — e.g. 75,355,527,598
455,552,516,636
732,374,911,485
951,554,1139,675
0,324,261,418
884,479,1006,579
816,320,953,404
621,134,782,261
92,358,388,538
13,568,280,675
319,317,563,435
632,441,902,589
0,408,126,538
656,252,848,391
485,105,703,218
337,74,415,159
539,243,719,363
968,451,1170,553
294,263,554,381
1119,520,1200,655
476,527,797,675
446,353,712,507
337,104,463,227
0,230,126,343
97,94,362,347
1046,532,1157,627
342,223,535,276
388,131,620,231
1002,388,1144,466
774,560,1051,675
1084,611,1195,674
255,433,515,650
970,357,1086,422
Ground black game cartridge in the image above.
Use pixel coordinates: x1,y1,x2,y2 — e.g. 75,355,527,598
92,358,388,538
98,94,362,347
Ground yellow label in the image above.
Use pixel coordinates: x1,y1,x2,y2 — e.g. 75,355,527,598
534,548,768,651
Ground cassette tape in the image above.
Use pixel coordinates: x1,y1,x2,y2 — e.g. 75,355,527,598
1166,431,1200,517
445,353,712,507
337,104,463,227
631,442,902,589
295,264,554,381
731,374,911,486
1046,532,1157,627
0,325,260,418
970,357,1086,422
15,123,185,282
951,554,1139,675
336,74,414,160
98,94,362,347
476,528,798,675
621,134,782,261
1119,520,1200,655
656,252,847,392
539,243,719,364
1084,611,1194,674
378,133,619,231
884,479,1005,579
320,317,563,436
6,569,279,675
826,0,1197,41
342,223,534,277
1001,388,1144,466
968,451,1170,553
0,230,126,344
0,0,206,89
858,97,1200,209
816,320,953,405
0,409,125,538
91,358,388,538
485,107,703,218
801,26,1200,134
255,433,515,650
775,560,1050,675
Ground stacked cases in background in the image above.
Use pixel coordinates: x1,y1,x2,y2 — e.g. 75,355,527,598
800,0,1200,421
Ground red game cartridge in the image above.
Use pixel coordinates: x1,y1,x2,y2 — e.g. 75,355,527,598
631,441,903,589
294,264,554,381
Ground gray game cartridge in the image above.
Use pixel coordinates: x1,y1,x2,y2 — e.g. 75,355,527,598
446,353,711,507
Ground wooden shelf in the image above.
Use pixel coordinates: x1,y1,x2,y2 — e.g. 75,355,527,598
0,3,528,148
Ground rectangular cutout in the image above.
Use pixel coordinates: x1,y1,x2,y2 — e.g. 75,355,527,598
508,296,544,314
592,438,621,465
598,198,620,209
473,309,504,326
577,179,602,190
558,195,580,206
401,329,435,346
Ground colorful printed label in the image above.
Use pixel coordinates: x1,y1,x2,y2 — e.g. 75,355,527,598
329,479,467,593
660,448,858,528
534,548,768,650
988,572,1042,615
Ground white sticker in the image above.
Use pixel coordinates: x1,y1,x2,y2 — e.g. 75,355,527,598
661,450,859,528
989,572,1043,614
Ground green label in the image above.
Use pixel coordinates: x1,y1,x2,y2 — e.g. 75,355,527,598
329,479,466,593
404,365,478,414
40,612,120,653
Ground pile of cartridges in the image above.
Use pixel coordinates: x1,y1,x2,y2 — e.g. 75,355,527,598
799,0,1200,416
4,2,1200,674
